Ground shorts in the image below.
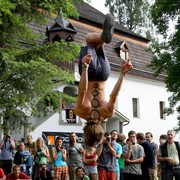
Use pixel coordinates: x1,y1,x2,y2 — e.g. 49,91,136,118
78,45,110,81
54,166,68,179
98,169,116,180
84,166,98,175
68,161,83,167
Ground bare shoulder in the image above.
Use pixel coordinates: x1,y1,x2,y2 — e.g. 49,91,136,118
102,102,114,117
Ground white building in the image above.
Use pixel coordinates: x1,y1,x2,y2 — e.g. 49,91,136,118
12,2,179,145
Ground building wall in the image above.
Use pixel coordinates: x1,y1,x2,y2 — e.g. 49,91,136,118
106,71,179,144
28,112,86,142
8,3,179,145
11,68,179,146
12,70,179,145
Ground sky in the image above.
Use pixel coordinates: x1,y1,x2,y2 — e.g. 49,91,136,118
87,0,176,40
88,0,109,14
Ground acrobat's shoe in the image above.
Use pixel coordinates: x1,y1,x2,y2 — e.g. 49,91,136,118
101,13,115,43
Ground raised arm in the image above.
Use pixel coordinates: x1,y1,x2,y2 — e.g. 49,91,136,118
75,54,91,109
108,59,133,110
0,140,4,149
51,147,58,161
10,140,15,150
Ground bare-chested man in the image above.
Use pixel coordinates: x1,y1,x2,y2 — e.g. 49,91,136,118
74,14,133,147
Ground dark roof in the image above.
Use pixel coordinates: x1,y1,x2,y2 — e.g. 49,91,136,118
72,2,165,81
28,2,165,81
46,12,77,36
74,2,149,43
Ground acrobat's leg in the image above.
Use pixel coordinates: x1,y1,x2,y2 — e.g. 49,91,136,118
82,13,115,48
101,13,115,43
83,32,103,47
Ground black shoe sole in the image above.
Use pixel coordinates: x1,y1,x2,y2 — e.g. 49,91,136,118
101,13,115,43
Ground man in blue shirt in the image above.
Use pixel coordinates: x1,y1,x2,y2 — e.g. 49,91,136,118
136,132,155,180
0,134,15,175
111,130,122,180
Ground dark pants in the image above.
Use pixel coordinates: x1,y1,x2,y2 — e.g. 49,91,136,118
120,168,124,180
162,167,180,180
32,163,39,180
124,173,143,180
79,45,110,81
142,167,150,180
0,160,13,175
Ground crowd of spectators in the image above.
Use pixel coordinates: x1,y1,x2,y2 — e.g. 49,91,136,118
0,130,179,180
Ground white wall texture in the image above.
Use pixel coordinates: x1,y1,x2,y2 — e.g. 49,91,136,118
12,71,179,145
106,71,179,144
29,112,86,141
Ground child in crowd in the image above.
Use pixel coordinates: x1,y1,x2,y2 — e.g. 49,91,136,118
75,167,90,180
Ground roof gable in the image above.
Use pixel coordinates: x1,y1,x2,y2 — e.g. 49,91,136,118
72,2,165,81
28,2,165,81
73,2,149,43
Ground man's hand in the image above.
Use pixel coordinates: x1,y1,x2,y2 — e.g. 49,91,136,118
124,159,132,164
166,157,175,165
121,59,133,74
127,142,135,150
104,139,111,146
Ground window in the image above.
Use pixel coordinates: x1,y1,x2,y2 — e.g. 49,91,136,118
120,50,129,60
160,101,166,119
120,50,126,60
132,98,140,118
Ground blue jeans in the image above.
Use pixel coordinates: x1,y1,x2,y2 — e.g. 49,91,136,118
116,171,120,180
32,163,39,180
120,168,124,180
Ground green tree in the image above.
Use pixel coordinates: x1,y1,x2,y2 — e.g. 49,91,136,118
0,0,81,131
105,0,152,35
150,0,180,130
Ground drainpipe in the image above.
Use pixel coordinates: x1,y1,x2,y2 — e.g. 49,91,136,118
0,116,3,139
101,121,107,131
24,116,31,143
123,121,130,127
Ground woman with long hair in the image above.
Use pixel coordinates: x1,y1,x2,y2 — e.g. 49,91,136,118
83,146,98,180
32,137,49,180
51,136,68,180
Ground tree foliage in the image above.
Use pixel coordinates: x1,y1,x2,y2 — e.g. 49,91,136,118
0,0,82,131
149,0,180,129
105,0,152,35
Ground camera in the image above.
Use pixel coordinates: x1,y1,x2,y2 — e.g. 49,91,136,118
104,132,111,142
6,135,11,138
41,168,46,172
3,134,11,139
106,137,111,141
